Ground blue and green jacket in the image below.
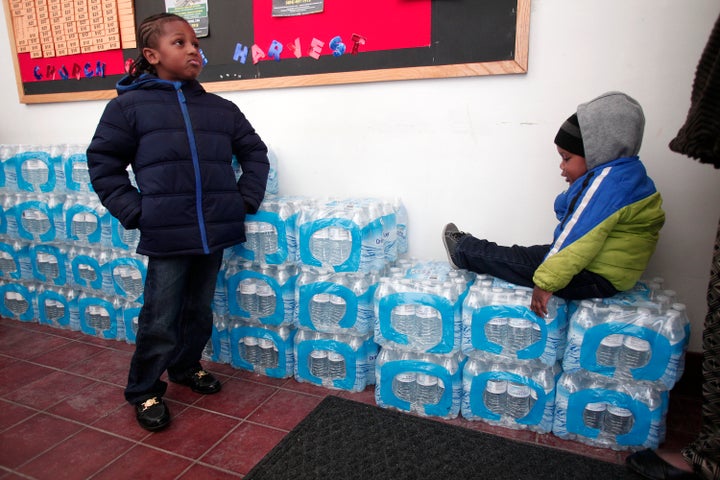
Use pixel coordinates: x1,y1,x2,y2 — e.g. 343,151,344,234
534,92,665,292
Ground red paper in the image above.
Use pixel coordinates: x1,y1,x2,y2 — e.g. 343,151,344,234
253,0,431,60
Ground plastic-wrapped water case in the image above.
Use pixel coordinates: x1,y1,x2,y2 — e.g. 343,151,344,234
230,321,296,378
374,271,470,354
563,299,690,389
77,292,122,340
295,266,378,336
235,196,309,265
375,347,463,419
294,329,377,391
12,195,62,243
29,244,67,286
0,241,29,280
552,370,668,451
5,145,57,193
461,278,568,366
37,286,77,330
63,193,109,246
297,198,393,273
226,259,297,327
106,254,147,303
0,280,36,322
68,247,105,291
461,354,560,433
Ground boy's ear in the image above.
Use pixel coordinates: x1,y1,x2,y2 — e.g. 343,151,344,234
143,47,160,65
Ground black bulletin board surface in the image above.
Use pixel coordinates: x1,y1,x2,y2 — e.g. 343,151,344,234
5,0,530,104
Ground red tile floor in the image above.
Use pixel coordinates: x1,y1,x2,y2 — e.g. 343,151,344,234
0,316,703,479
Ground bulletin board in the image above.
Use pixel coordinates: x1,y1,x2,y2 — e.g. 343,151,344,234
3,0,531,104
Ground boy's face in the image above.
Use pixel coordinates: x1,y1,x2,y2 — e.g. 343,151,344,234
557,146,588,184
144,20,202,82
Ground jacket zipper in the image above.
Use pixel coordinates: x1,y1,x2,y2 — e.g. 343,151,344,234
176,84,210,254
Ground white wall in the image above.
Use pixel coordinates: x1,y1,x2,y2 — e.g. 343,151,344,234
1,0,719,352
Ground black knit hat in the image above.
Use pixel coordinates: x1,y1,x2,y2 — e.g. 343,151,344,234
554,113,585,157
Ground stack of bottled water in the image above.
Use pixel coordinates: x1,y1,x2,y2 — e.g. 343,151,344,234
292,263,380,391
461,353,561,433
374,347,463,419
294,328,377,391
461,276,568,365
296,198,404,273
555,278,688,450
459,275,568,431
563,297,690,389
373,260,471,418
0,144,143,340
221,252,298,377
230,322,296,378
295,265,378,335
553,370,667,451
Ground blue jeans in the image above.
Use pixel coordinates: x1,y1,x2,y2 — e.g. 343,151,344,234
124,252,223,405
455,236,619,300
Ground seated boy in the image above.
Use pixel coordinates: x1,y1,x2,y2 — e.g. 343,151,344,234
442,91,665,317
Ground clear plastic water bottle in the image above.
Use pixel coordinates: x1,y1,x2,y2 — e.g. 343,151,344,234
310,228,330,264
391,304,416,337
244,221,259,255
484,378,508,415
583,401,606,429
309,349,329,378
259,338,278,369
508,317,533,352
485,317,508,347
660,303,690,387
259,222,278,256
239,279,258,316
603,406,634,435
416,373,440,405
596,334,623,367
327,294,347,327
243,336,261,366
619,335,651,370
506,381,531,419
310,292,330,328
328,226,351,266
393,371,417,403
257,282,276,317
328,351,346,379
416,304,441,347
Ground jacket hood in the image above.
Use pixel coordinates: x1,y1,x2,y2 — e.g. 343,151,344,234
576,91,645,170
115,73,185,95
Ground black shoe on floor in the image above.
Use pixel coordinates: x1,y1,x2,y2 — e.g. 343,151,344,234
442,223,469,269
135,396,170,432
626,449,700,480
171,369,222,394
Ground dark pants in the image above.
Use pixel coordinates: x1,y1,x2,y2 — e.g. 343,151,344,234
124,251,224,405
455,236,619,300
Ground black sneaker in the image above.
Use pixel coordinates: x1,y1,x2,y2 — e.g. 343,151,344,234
442,223,469,269
171,369,222,395
135,397,170,431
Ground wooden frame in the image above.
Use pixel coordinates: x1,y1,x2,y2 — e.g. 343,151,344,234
3,0,530,104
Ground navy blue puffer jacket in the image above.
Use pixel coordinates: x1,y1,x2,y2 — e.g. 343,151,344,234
87,74,269,257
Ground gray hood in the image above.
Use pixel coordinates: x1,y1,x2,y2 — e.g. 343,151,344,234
576,91,645,170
